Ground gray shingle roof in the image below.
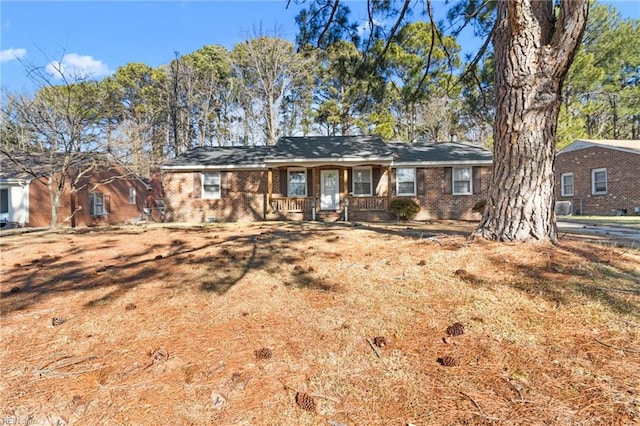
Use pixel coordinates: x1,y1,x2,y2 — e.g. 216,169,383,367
266,136,395,163
162,146,271,170
557,139,640,155
388,142,493,165
161,138,493,170
0,152,117,182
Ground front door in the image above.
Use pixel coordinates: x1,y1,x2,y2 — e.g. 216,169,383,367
320,170,339,210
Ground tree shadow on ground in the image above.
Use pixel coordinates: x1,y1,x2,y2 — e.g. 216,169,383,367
0,222,354,316
456,241,639,318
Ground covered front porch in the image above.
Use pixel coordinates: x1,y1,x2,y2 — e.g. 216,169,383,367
264,165,394,222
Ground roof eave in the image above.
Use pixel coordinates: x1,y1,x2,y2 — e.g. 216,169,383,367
392,160,493,167
265,156,395,166
162,164,268,171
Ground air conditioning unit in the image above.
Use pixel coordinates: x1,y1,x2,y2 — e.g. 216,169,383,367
555,201,572,216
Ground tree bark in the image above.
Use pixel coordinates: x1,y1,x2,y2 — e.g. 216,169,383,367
474,0,589,242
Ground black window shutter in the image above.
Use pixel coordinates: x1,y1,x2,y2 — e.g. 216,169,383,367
279,169,287,196
417,168,425,195
88,193,95,216
306,170,313,196
193,173,201,198
473,167,482,194
444,168,452,194
372,167,380,195
390,168,396,196
221,172,229,198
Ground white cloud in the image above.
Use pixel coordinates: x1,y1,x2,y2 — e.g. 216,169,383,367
358,18,385,37
45,53,111,80
0,48,27,63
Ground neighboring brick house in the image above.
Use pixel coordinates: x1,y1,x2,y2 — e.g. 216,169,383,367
555,139,640,216
162,136,493,223
0,152,149,228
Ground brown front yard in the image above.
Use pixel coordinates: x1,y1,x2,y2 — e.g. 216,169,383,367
1,221,639,425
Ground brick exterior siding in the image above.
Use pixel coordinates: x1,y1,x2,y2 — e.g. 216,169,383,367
163,170,268,223
163,165,490,223
555,147,640,215
27,166,147,228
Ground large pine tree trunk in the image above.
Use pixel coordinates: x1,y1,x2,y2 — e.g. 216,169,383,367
474,0,589,242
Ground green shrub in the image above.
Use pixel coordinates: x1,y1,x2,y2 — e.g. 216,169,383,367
389,198,420,220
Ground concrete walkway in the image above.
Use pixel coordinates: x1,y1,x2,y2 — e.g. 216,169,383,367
557,221,640,244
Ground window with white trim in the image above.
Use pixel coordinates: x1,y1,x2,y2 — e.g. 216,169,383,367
88,192,107,216
591,168,607,195
202,172,221,199
128,187,137,204
288,169,307,197
352,167,372,196
453,167,472,195
561,173,574,196
396,168,416,196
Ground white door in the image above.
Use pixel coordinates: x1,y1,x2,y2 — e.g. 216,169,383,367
320,170,339,210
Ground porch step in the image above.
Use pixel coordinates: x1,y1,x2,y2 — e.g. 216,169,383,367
317,212,342,222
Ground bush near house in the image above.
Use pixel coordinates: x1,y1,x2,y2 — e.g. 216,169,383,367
389,198,420,220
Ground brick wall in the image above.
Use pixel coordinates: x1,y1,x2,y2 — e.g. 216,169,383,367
163,170,268,223
555,147,640,215
27,166,147,228
413,167,488,221
164,166,489,223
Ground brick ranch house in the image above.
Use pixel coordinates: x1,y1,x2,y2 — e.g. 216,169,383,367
161,136,493,223
0,152,149,228
555,139,640,216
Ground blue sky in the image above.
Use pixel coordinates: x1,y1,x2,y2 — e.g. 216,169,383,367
1,1,638,93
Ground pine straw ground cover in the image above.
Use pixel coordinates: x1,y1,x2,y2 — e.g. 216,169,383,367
0,221,638,426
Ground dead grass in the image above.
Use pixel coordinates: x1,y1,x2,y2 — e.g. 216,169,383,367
1,221,639,425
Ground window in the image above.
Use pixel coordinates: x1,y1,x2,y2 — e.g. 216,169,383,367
561,173,574,196
0,188,8,217
288,169,307,197
88,192,107,216
396,168,416,196
591,168,607,195
128,187,137,204
353,167,372,196
202,172,221,199
453,167,472,195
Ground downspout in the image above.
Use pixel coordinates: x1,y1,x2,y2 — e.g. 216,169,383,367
343,197,349,222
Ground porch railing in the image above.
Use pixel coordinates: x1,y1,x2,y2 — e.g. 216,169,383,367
270,196,390,213
347,196,388,212
270,197,313,213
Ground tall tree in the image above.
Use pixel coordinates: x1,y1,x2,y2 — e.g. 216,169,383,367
475,1,588,242
557,3,640,147
296,0,589,242
0,63,113,228
101,62,164,173
232,35,311,145
181,45,235,146
379,21,461,142
313,40,375,136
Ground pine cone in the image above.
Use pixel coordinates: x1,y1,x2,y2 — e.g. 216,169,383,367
446,322,465,336
373,336,387,348
51,317,66,326
438,356,460,367
295,392,316,412
150,348,169,363
254,347,273,360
